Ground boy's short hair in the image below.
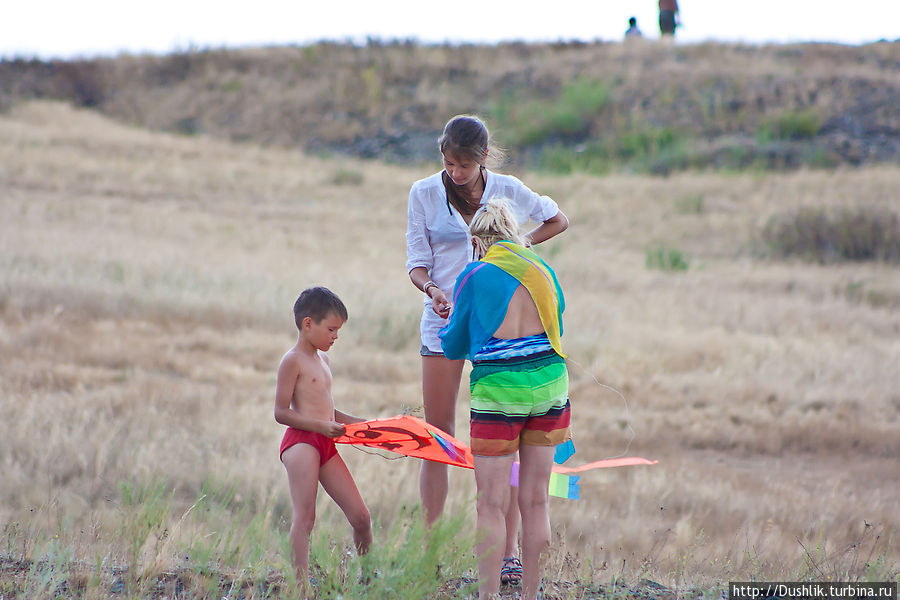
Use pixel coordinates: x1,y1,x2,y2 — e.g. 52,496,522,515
293,287,348,329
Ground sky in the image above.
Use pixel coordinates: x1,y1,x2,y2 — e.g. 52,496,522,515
3,0,898,60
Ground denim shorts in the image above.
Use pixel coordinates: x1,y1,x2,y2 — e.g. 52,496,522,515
420,344,444,357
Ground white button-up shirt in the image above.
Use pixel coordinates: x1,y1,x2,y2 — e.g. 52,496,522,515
405,170,560,351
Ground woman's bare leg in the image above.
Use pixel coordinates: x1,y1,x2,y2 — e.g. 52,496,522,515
420,354,464,525
504,455,520,559
517,444,555,600
474,453,516,599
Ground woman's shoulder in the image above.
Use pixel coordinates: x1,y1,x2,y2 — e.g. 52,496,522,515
486,171,525,187
486,172,536,199
410,171,444,192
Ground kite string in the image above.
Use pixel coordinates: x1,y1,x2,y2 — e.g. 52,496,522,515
565,357,636,461
348,445,409,460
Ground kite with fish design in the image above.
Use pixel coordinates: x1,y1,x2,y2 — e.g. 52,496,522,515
335,415,474,469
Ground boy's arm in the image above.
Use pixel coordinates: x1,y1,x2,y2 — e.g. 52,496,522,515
274,354,346,437
334,409,366,425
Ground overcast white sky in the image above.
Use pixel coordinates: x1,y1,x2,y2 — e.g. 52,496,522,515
3,0,898,59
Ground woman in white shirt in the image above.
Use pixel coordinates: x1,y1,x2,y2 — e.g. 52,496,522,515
405,114,568,572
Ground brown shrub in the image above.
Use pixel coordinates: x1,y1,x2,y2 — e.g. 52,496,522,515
762,205,900,263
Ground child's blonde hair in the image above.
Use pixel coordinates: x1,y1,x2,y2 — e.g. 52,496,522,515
469,198,527,257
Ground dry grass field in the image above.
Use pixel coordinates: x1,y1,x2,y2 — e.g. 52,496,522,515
1,101,898,597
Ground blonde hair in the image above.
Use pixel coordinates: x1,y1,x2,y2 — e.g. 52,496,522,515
469,199,527,258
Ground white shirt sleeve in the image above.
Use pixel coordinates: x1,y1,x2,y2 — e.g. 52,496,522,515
405,180,434,274
491,174,560,224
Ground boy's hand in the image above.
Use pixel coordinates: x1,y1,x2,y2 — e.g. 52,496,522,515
321,421,346,438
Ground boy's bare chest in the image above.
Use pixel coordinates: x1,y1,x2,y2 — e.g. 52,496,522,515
301,356,331,384
291,361,334,418
295,355,333,398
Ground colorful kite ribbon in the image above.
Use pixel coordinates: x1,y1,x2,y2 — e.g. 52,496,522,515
510,439,659,500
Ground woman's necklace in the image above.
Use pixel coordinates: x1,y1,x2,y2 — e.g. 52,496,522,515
470,167,485,199
444,167,486,218
460,169,485,223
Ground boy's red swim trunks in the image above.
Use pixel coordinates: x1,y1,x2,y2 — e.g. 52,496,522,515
280,427,339,466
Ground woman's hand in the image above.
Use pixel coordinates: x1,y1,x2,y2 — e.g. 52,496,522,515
410,268,452,318
428,287,453,319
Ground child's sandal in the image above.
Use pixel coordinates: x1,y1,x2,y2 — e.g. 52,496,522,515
499,556,522,586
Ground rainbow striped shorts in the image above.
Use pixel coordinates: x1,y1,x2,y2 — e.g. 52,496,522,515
469,347,571,457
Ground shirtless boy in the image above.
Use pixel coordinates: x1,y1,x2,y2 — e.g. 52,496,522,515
274,286,372,592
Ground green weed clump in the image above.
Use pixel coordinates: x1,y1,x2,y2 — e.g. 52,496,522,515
646,245,691,271
761,206,900,263
490,77,612,147
533,126,689,175
757,108,823,142
674,194,705,215
307,506,475,599
117,478,173,583
330,166,365,186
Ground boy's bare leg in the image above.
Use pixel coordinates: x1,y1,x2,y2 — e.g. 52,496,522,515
319,454,373,557
474,453,515,600
517,444,555,600
282,444,322,594
420,355,464,525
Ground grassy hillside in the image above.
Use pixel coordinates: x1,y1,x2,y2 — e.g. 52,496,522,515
1,40,899,173
1,101,898,598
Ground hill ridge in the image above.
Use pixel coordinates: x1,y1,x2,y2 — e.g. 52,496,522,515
2,40,898,172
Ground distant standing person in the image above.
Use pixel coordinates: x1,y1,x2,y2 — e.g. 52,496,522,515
625,16,643,38
659,0,680,36
405,114,568,583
